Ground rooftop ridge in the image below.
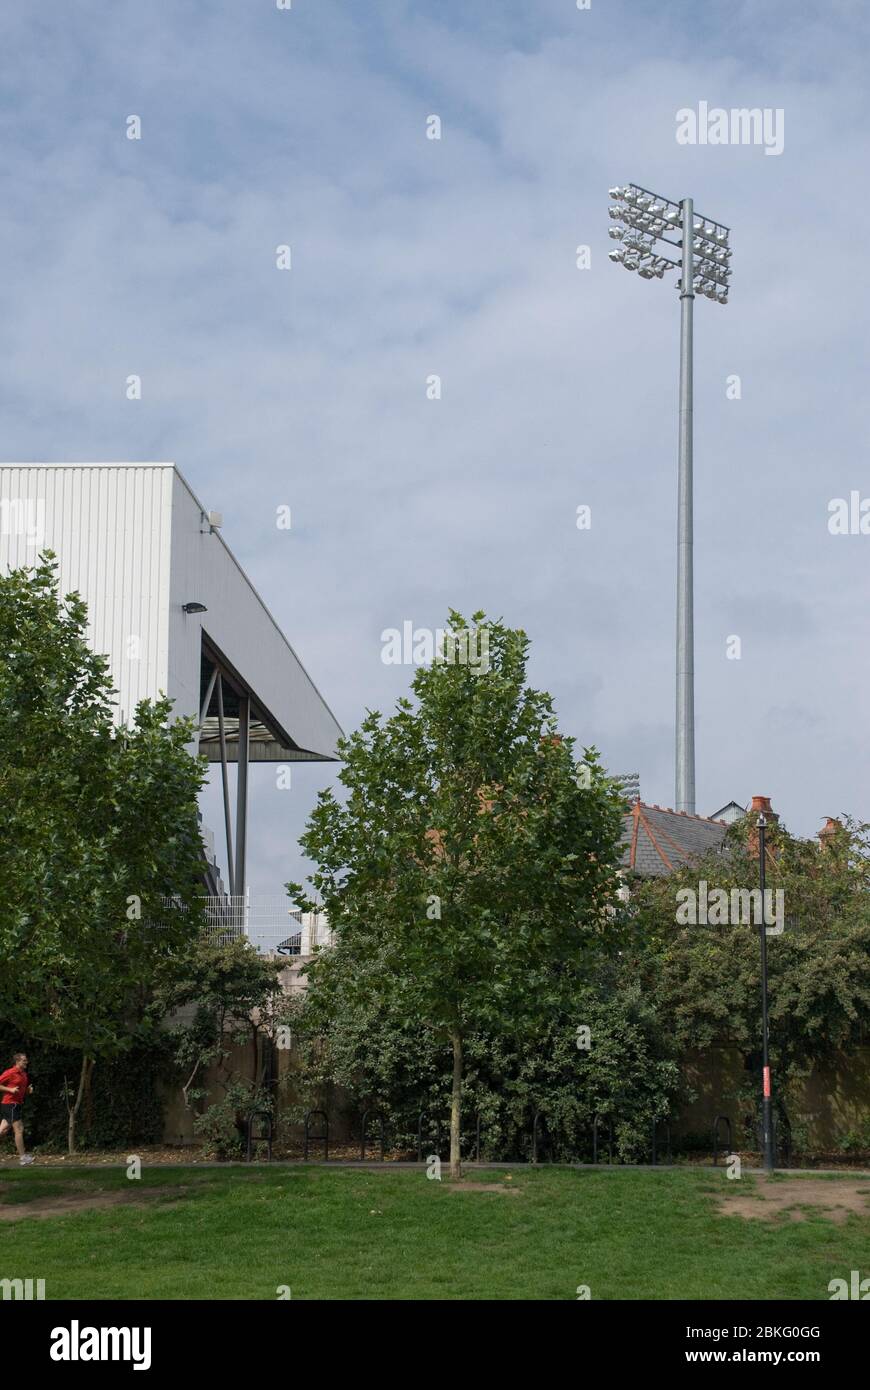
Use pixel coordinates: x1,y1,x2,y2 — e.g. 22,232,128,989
638,800,729,826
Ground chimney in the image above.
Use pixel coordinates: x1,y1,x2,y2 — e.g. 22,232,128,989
748,795,777,859
819,816,841,850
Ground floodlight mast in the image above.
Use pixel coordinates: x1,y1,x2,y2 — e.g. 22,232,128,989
607,184,731,815
676,197,695,817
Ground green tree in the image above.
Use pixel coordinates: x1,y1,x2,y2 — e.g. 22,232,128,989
289,962,680,1163
0,556,206,1150
631,813,870,1146
290,612,626,1176
156,937,285,1110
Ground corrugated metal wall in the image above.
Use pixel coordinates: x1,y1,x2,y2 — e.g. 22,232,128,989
0,464,173,724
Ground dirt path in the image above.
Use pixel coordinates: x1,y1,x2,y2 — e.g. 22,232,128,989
717,1176,870,1225
0,1183,188,1223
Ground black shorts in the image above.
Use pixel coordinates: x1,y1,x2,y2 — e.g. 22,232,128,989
0,1105,22,1125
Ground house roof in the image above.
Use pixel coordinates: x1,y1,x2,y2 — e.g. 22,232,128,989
620,800,729,877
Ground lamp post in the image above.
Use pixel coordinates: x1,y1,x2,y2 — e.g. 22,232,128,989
757,811,776,1172
607,184,732,814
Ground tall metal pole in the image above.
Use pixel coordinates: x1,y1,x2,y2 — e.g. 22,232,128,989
216,673,235,896
675,197,695,814
758,813,775,1171
234,693,250,901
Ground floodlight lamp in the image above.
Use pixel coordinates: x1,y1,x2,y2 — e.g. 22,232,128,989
608,187,623,199
608,248,624,262
609,206,623,220
608,227,624,240
665,209,679,223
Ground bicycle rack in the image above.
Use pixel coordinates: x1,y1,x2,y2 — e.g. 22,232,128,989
246,1109,273,1163
712,1114,732,1166
416,1112,443,1163
303,1109,329,1161
651,1117,672,1166
359,1109,385,1162
593,1114,614,1165
532,1111,549,1164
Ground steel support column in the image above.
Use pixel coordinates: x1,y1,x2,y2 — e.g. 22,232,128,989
199,663,218,730
216,673,235,896
234,692,250,899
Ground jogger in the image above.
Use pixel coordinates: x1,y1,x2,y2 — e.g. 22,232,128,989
0,1051,34,1164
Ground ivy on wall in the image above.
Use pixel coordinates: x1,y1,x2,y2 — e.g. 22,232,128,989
0,1031,174,1151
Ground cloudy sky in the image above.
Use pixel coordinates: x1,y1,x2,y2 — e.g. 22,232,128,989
3,0,868,897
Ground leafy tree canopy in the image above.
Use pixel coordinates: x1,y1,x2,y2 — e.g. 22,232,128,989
289,611,627,1172
0,556,207,1145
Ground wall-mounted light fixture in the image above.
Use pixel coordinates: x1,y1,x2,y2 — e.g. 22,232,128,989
182,601,208,615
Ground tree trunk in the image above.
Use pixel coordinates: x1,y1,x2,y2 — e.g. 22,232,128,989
181,1059,201,1110
450,1030,462,1179
67,1056,94,1155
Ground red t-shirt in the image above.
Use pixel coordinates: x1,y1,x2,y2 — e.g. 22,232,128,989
0,1067,28,1105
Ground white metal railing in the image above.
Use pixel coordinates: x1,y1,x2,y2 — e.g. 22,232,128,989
200,894,330,957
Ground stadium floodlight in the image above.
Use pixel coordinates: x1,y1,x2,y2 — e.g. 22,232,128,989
606,183,732,815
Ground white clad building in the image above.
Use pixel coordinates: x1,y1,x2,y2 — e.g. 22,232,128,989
0,462,341,953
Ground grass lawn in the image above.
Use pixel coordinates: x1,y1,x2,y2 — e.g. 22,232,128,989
1,1165,867,1300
